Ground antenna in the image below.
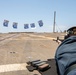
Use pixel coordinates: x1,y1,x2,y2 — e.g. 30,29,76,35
53,11,56,33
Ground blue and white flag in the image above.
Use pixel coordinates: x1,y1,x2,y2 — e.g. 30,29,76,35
30,23,35,28
13,22,18,29
38,20,43,27
24,24,29,29
3,20,9,27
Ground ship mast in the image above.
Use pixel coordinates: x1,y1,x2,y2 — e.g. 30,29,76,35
53,11,56,33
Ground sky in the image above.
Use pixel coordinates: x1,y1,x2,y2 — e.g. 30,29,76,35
0,0,76,33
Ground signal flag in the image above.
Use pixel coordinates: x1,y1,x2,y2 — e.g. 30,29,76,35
38,20,43,27
13,22,18,29
3,20,9,27
30,23,35,28
24,24,29,29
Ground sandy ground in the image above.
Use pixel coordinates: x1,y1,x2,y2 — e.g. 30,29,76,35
0,32,66,75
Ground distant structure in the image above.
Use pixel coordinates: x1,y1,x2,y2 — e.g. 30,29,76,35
53,11,56,33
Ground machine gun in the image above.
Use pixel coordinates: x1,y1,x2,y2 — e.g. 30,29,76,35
53,36,64,44
53,26,76,43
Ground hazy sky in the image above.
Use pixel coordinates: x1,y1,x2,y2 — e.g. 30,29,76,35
0,0,76,33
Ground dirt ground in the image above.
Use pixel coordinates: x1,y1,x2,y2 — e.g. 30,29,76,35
0,32,66,75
